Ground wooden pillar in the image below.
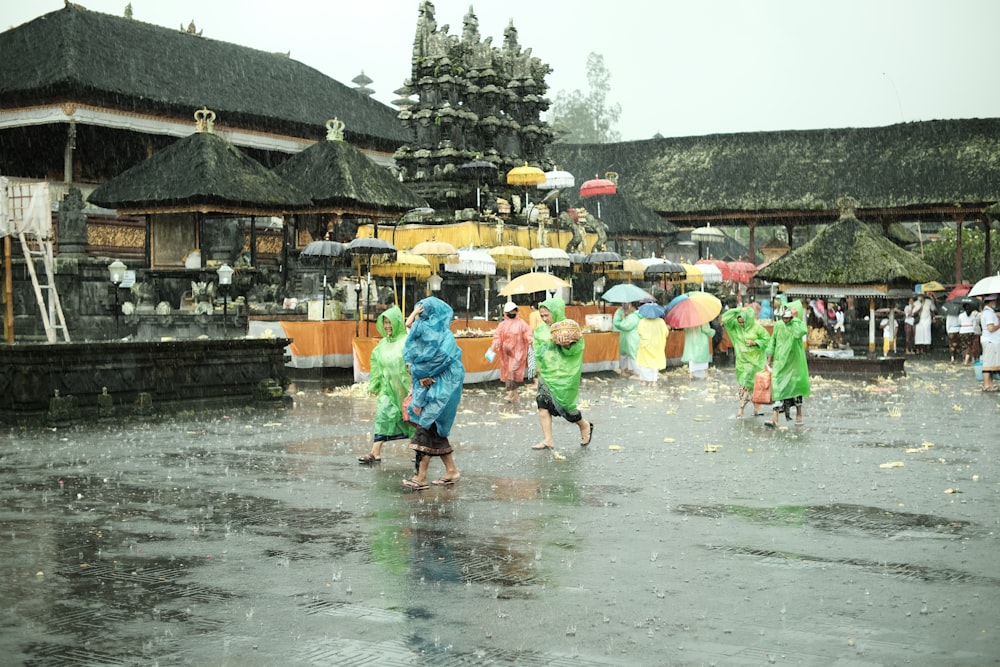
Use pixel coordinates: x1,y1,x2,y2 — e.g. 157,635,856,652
986,213,995,278
250,215,258,268
784,223,795,250
951,213,965,284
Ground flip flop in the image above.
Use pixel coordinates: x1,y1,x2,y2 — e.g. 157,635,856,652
357,453,381,464
580,421,594,447
532,442,554,450
402,478,429,490
431,476,460,486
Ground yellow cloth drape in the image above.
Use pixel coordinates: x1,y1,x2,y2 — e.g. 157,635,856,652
357,222,599,255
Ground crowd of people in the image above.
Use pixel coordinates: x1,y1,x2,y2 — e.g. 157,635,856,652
357,287,999,491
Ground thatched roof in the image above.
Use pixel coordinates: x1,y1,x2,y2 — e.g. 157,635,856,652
0,5,409,149
273,131,426,213
755,214,939,285
549,119,1000,216
573,191,677,236
88,131,312,215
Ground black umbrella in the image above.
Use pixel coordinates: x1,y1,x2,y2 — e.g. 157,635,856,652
939,296,981,316
347,238,397,335
300,240,347,320
458,159,498,211
644,261,687,286
582,251,624,272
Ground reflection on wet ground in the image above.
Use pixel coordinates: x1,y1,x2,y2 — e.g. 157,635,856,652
1,359,998,665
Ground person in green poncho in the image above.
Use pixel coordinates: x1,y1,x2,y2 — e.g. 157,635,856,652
721,306,771,418
358,306,414,463
612,302,641,377
531,297,594,451
765,306,811,426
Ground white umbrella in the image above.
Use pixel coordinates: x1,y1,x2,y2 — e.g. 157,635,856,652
968,272,1000,297
530,247,571,273
538,170,574,214
444,248,497,321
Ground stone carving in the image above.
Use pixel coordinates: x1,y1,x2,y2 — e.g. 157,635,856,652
564,211,585,254
58,187,87,255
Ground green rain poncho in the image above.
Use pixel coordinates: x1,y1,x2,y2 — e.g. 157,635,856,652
369,306,414,439
766,311,811,401
533,297,584,412
613,306,640,359
721,306,770,390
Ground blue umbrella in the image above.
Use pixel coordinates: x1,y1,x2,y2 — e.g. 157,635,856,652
601,283,654,303
638,302,665,318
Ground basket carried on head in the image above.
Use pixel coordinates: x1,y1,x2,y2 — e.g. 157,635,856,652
550,319,582,346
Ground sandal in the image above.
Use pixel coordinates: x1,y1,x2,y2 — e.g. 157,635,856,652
532,442,555,450
580,421,594,447
402,478,429,490
357,453,381,464
431,476,460,486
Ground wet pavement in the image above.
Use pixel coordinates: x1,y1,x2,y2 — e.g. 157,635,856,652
1,358,998,666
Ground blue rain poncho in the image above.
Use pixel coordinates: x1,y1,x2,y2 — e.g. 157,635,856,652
369,306,414,440
533,297,584,411
403,297,464,437
721,306,770,390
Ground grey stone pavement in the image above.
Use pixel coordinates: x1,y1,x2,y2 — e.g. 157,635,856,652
1,357,998,666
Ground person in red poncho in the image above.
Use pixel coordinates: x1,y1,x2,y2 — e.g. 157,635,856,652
490,301,533,402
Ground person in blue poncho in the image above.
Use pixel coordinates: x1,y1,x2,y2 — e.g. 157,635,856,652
358,306,413,464
402,296,464,489
531,297,594,451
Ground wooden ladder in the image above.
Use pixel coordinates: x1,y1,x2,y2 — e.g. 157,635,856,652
18,232,70,342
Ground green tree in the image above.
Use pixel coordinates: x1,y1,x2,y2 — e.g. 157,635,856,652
548,53,621,144
921,225,1000,284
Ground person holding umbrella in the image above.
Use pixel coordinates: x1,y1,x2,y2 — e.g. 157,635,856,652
402,297,464,489
613,301,641,378
531,297,594,452
721,306,771,418
636,303,669,386
358,306,413,464
765,306,811,426
491,301,533,402
980,293,1000,392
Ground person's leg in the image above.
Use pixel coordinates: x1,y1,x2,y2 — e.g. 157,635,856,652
440,452,460,480
412,455,430,484
533,408,555,449
577,417,592,446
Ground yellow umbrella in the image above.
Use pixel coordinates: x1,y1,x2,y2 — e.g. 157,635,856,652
918,280,946,292
679,263,704,285
488,245,534,280
498,271,571,297
411,240,460,296
370,251,431,314
506,162,546,207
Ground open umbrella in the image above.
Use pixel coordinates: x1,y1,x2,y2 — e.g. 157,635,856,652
638,302,666,319
939,296,980,316
644,261,686,280
695,260,724,284
945,283,972,301
538,170,574,214
601,283,654,304
369,251,431,315
917,280,947,293
726,260,757,284
498,271,570,297
664,291,723,329
347,237,397,335
579,175,617,217
411,240,459,296
300,240,347,320
530,247,571,272
444,248,497,322
582,250,624,272
678,263,704,285
458,159,498,211
506,163,546,207
489,245,534,280
968,273,1000,297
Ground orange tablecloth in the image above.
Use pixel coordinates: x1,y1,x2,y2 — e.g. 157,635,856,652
353,331,620,383
248,320,359,368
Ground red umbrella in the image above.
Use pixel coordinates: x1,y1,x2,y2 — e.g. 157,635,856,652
726,260,757,284
579,176,617,217
945,283,972,301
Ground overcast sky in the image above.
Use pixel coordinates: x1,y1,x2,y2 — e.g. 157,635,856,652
5,0,998,141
